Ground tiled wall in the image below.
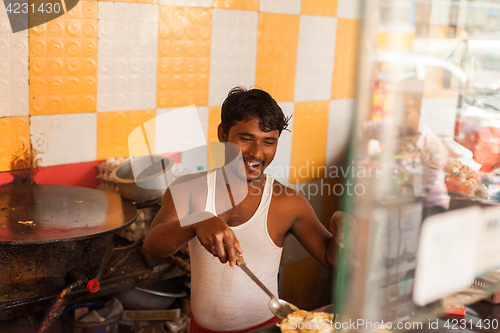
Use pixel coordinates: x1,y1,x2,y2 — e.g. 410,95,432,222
0,0,362,190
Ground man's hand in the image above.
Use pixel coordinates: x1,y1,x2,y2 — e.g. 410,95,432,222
330,211,356,248
193,216,243,267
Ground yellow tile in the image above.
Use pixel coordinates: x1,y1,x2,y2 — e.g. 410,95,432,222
157,6,211,108
213,0,258,11
29,0,97,116
97,110,156,160
290,101,329,184
255,13,299,102
0,117,30,172
301,0,337,16
332,19,360,100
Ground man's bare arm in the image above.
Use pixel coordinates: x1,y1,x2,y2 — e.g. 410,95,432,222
143,187,195,262
143,182,243,267
288,194,341,269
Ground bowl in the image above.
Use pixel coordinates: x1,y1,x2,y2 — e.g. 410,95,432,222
111,155,174,203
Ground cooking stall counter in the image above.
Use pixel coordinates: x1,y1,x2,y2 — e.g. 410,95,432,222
0,183,188,325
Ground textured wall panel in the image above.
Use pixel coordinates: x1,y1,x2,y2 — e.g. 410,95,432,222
0,116,30,171
290,101,329,183
0,1,28,117
29,0,97,115
97,110,156,160
97,2,158,112
31,113,97,166
295,15,337,102
332,19,360,100
208,9,258,106
256,13,299,102
157,6,211,108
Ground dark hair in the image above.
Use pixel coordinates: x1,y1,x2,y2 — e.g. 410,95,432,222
220,87,290,136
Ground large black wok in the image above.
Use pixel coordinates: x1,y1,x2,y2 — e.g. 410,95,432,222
0,184,137,302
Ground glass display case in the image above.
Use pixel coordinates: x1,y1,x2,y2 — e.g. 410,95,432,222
334,0,500,331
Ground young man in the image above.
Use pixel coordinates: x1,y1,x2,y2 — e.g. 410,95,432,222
143,87,346,333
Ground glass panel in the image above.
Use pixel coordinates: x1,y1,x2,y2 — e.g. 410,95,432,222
334,0,500,330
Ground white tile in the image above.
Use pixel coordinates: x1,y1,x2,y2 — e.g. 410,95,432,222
259,0,301,15
0,8,28,117
0,16,11,34
98,20,114,38
98,75,114,93
326,99,354,166
11,56,28,76
10,96,28,116
30,113,97,166
0,57,8,75
97,93,114,112
265,102,294,185
97,39,113,57
0,78,9,96
97,2,158,112
179,106,209,172
295,15,337,102
155,105,207,155
10,37,28,57
209,9,258,106
159,0,212,7
337,0,363,19
98,2,114,20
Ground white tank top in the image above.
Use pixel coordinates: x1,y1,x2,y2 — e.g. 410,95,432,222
188,171,283,331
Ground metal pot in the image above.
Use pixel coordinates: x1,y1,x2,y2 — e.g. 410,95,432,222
114,278,187,310
111,155,174,203
0,184,137,303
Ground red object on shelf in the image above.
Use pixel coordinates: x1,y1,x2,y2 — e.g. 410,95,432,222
86,279,100,293
444,306,466,316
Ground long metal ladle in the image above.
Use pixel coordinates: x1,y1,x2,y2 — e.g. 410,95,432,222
235,252,298,319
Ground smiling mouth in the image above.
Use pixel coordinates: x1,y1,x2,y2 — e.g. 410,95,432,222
244,160,261,168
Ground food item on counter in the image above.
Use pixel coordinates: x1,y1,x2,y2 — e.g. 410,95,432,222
445,159,488,198
278,310,334,333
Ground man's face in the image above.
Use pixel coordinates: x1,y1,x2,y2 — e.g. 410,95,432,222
218,117,279,182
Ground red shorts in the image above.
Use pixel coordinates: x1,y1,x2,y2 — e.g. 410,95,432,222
189,312,281,333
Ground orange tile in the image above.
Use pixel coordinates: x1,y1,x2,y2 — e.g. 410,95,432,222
301,0,337,16
213,0,258,11
255,13,299,102
0,117,30,172
97,110,156,160
157,6,212,108
29,0,97,116
290,101,329,183
332,19,361,100
208,106,221,144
